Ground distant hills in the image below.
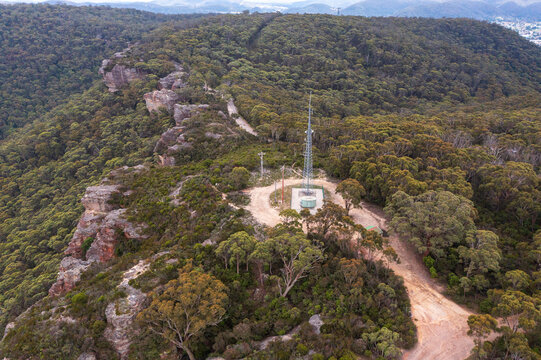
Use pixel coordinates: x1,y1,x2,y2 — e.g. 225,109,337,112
32,0,541,20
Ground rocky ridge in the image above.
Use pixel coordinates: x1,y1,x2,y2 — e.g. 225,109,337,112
49,168,147,297
99,45,146,92
3,53,259,359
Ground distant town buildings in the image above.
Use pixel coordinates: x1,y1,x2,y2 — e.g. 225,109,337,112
493,17,541,46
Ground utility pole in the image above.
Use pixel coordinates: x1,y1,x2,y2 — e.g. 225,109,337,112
258,151,265,179
281,165,285,205
274,179,277,205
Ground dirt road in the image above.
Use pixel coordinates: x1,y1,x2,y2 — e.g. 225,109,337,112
244,178,475,360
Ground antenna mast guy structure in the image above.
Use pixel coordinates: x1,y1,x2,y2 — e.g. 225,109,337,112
301,94,314,196
292,93,322,212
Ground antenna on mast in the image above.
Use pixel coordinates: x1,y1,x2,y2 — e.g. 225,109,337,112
302,92,313,195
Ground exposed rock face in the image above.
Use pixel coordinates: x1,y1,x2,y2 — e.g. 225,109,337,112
104,285,146,359
77,353,97,360
2,322,15,342
85,208,144,263
49,179,146,297
309,314,323,334
152,105,209,167
158,64,187,90
104,252,167,359
143,89,180,114
153,126,184,154
81,185,121,213
48,257,91,296
173,104,209,125
258,314,324,350
65,212,107,259
100,63,146,93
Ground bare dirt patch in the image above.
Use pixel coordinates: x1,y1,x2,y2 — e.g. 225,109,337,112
244,177,475,360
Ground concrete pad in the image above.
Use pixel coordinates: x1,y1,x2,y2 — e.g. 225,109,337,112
291,187,324,214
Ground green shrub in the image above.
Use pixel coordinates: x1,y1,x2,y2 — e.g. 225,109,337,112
81,237,94,257
70,292,89,313
423,256,435,269
296,343,309,356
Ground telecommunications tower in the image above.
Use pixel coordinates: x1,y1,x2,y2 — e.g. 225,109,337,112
301,94,314,196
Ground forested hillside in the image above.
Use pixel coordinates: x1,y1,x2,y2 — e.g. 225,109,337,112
0,10,539,360
0,4,201,138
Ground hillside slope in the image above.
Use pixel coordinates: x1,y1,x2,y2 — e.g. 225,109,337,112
0,4,200,137
0,12,539,360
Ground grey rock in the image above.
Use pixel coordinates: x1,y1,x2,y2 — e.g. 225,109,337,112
173,104,209,125
153,126,184,153
104,260,150,359
158,69,187,90
48,257,91,296
309,314,324,334
78,353,97,360
101,64,146,93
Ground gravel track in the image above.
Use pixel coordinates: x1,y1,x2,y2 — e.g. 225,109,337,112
244,177,475,360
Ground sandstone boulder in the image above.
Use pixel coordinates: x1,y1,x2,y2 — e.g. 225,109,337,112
153,126,184,153
100,63,146,93
81,185,121,213
173,104,209,125
158,67,187,90
143,89,180,114
78,353,97,360
86,209,145,263
157,154,176,167
48,257,91,297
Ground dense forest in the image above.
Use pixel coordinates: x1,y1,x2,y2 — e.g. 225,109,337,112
0,4,201,138
0,8,540,360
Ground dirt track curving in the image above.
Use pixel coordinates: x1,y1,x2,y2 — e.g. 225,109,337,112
244,177,475,360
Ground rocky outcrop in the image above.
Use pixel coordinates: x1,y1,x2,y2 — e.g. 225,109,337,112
143,89,180,114
77,353,97,360
85,208,144,263
98,44,146,92
173,104,209,125
81,185,121,213
258,314,324,350
158,64,187,90
104,252,168,359
104,264,147,359
49,178,146,297
153,104,209,166
2,322,15,342
48,257,91,296
309,314,323,334
100,62,146,93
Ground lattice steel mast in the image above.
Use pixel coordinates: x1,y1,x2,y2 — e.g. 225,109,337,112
302,94,313,195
